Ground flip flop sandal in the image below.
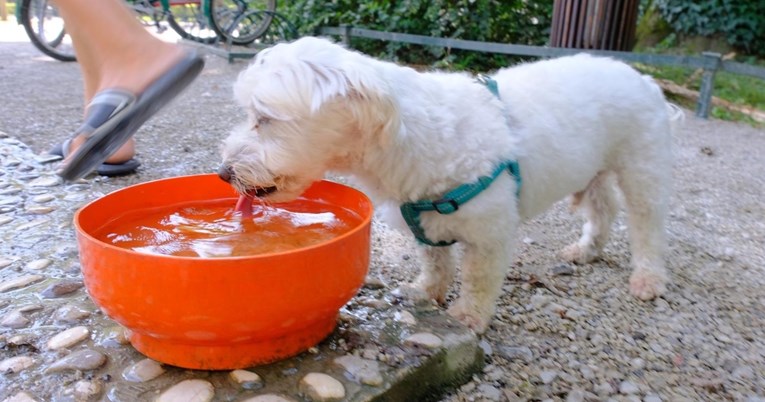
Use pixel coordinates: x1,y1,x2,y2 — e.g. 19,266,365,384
58,51,204,181
49,139,141,177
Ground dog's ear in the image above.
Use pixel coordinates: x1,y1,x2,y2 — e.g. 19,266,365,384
301,52,400,148
302,60,354,113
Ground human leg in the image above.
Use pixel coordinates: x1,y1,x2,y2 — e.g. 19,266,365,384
51,0,203,176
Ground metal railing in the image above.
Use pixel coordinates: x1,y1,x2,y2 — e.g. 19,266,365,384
319,26,765,119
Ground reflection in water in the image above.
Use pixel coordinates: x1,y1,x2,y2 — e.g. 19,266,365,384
98,199,359,258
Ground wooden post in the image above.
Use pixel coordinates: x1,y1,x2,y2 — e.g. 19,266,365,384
696,52,722,119
340,24,352,47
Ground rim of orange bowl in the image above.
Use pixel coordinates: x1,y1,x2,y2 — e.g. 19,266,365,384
73,174,374,261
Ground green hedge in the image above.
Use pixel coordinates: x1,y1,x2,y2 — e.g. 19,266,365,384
277,1,763,69
279,0,553,71
653,0,765,56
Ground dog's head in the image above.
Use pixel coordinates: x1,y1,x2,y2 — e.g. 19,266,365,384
219,36,400,202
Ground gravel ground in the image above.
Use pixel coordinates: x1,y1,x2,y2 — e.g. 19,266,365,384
2,20,765,402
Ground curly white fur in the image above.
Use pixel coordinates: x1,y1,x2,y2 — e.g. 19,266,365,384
221,36,679,332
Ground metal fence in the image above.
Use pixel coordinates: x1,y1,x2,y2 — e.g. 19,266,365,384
319,26,765,119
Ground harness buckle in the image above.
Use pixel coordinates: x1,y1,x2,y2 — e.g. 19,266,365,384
431,198,459,214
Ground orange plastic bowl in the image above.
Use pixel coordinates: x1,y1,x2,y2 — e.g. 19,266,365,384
74,174,372,370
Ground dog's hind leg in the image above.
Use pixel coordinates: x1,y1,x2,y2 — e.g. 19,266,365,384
616,165,670,300
561,171,619,264
414,246,456,305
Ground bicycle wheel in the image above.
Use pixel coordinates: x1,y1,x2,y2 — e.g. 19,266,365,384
240,11,297,45
209,0,276,45
166,1,218,44
20,0,76,62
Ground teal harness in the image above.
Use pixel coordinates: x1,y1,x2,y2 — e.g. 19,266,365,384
399,75,522,247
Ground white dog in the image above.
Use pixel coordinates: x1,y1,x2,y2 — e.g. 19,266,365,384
219,36,679,332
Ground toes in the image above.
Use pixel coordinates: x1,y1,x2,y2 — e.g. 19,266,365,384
629,271,667,300
447,305,490,334
391,284,431,303
413,276,449,305
561,243,597,264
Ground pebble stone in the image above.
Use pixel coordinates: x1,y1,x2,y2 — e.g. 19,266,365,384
156,379,215,402
54,304,91,323
619,380,640,394
24,259,51,271
15,218,50,231
123,358,165,382
0,355,36,373
7,334,32,346
566,388,586,402
0,258,14,268
31,194,56,203
1,310,29,328
393,310,417,325
334,355,384,386
363,276,387,289
47,326,90,350
2,392,39,402
46,349,107,373
478,384,502,401
73,380,102,400
0,274,44,293
239,396,295,402
497,345,534,362
551,263,575,276
25,206,54,215
0,216,13,226
299,373,346,401
40,280,84,298
229,369,263,389
101,325,131,346
540,370,558,384
34,153,62,164
404,332,443,348
27,176,61,187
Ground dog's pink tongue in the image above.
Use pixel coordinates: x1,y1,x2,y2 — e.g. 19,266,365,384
235,195,254,217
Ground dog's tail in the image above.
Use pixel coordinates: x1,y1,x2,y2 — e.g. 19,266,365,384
642,74,685,135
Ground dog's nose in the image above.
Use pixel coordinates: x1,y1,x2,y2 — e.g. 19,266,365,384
217,164,233,183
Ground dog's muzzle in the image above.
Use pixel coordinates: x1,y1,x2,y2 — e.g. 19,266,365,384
217,164,278,197
217,164,235,183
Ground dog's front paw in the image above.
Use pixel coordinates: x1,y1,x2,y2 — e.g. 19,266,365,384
391,284,432,305
413,275,449,305
629,271,667,300
561,242,599,264
447,303,491,333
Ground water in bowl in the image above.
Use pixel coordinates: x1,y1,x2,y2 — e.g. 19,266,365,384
94,198,361,257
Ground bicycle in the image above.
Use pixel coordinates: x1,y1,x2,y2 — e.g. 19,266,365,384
131,0,219,44
17,0,276,62
208,0,276,46
17,0,74,61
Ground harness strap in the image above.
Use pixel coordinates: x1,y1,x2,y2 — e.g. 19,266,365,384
400,161,521,246
475,74,500,98
399,75,521,247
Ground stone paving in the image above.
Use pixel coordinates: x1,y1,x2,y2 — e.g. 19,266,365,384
0,134,483,401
